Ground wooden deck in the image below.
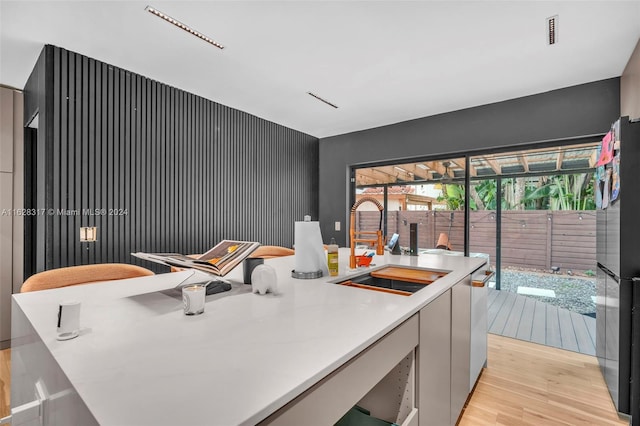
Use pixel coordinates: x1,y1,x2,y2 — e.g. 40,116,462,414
488,288,596,356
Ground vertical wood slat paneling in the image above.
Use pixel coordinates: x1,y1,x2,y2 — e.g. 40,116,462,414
68,52,77,266
87,57,96,265
52,48,61,268
100,62,109,265
36,46,318,274
74,53,83,266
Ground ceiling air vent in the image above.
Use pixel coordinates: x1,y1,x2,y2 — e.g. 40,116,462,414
546,15,558,45
307,92,338,109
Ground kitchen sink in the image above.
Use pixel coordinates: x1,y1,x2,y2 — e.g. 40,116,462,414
336,266,449,296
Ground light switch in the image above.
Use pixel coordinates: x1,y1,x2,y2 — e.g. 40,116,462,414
335,221,341,231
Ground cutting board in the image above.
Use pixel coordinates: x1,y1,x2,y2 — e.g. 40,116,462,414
370,267,446,285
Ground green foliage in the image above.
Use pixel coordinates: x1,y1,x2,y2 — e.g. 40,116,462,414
524,173,595,210
469,174,595,211
474,180,498,210
584,269,596,277
438,173,596,212
437,184,465,210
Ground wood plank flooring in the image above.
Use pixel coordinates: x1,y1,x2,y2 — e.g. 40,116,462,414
460,334,628,426
0,348,9,420
488,288,596,355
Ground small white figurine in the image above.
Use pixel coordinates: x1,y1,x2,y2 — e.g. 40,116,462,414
251,265,278,295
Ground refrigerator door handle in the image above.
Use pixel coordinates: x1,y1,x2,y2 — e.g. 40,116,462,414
598,263,618,280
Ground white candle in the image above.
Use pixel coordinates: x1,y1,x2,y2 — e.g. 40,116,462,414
182,285,206,315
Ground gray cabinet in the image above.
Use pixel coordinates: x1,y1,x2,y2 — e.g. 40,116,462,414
469,281,488,391
450,276,471,425
0,173,13,346
419,289,451,426
418,272,486,426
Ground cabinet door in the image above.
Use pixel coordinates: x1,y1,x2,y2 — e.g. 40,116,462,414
469,283,487,391
418,289,451,426
451,277,471,425
0,172,13,344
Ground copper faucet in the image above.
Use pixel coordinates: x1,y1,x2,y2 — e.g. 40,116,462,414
350,197,385,268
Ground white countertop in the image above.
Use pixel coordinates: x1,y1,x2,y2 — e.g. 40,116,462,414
13,249,485,426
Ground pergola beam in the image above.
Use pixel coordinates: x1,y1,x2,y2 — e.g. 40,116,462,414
356,142,599,186
482,157,501,175
556,148,565,171
355,168,395,186
401,164,430,181
425,161,447,176
376,165,414,182
450,159,475,177
517,154,529,172
589,149,598,167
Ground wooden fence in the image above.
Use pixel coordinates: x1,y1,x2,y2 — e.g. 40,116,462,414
355,210,596,272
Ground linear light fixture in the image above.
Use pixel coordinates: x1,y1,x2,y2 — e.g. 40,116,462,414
416,163,429,170
546,15,558,45
307,92,339,109
145,5,225,50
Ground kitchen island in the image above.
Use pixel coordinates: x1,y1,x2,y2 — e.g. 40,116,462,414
10,249,487,426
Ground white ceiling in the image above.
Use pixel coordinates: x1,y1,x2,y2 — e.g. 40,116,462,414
1,1,639,138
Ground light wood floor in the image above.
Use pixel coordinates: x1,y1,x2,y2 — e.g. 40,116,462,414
0,337,629,425
0,348,9,420
460,334,629,426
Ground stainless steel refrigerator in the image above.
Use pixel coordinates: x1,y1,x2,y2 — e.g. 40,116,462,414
596,116,640,418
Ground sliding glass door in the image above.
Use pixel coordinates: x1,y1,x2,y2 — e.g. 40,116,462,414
353,158,466,254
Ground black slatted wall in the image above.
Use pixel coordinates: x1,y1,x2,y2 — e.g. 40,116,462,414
26,45,318,275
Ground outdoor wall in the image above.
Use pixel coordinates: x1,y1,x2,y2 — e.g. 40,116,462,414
23,45,319,276
320,79,620,246
356,210,596,272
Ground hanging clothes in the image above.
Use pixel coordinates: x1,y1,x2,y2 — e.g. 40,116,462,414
610,153,620,203
595,131,615,167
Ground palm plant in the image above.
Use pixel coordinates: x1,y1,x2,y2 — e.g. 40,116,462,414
524,173,595,210
438,184,466,210
437,173,595,211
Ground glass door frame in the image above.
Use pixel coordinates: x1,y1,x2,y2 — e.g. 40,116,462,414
350,137,600,292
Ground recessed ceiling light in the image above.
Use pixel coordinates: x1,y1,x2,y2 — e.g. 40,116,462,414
546,15,558,45
307,92,339,109
145,5,225,50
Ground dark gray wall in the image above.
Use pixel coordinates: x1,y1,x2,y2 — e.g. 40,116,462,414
25,45,319,275
319,78,620,245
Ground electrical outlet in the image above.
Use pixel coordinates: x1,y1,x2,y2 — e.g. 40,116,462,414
334,221,341,231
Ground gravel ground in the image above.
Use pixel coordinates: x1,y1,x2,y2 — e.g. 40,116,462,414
494,269,596,316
